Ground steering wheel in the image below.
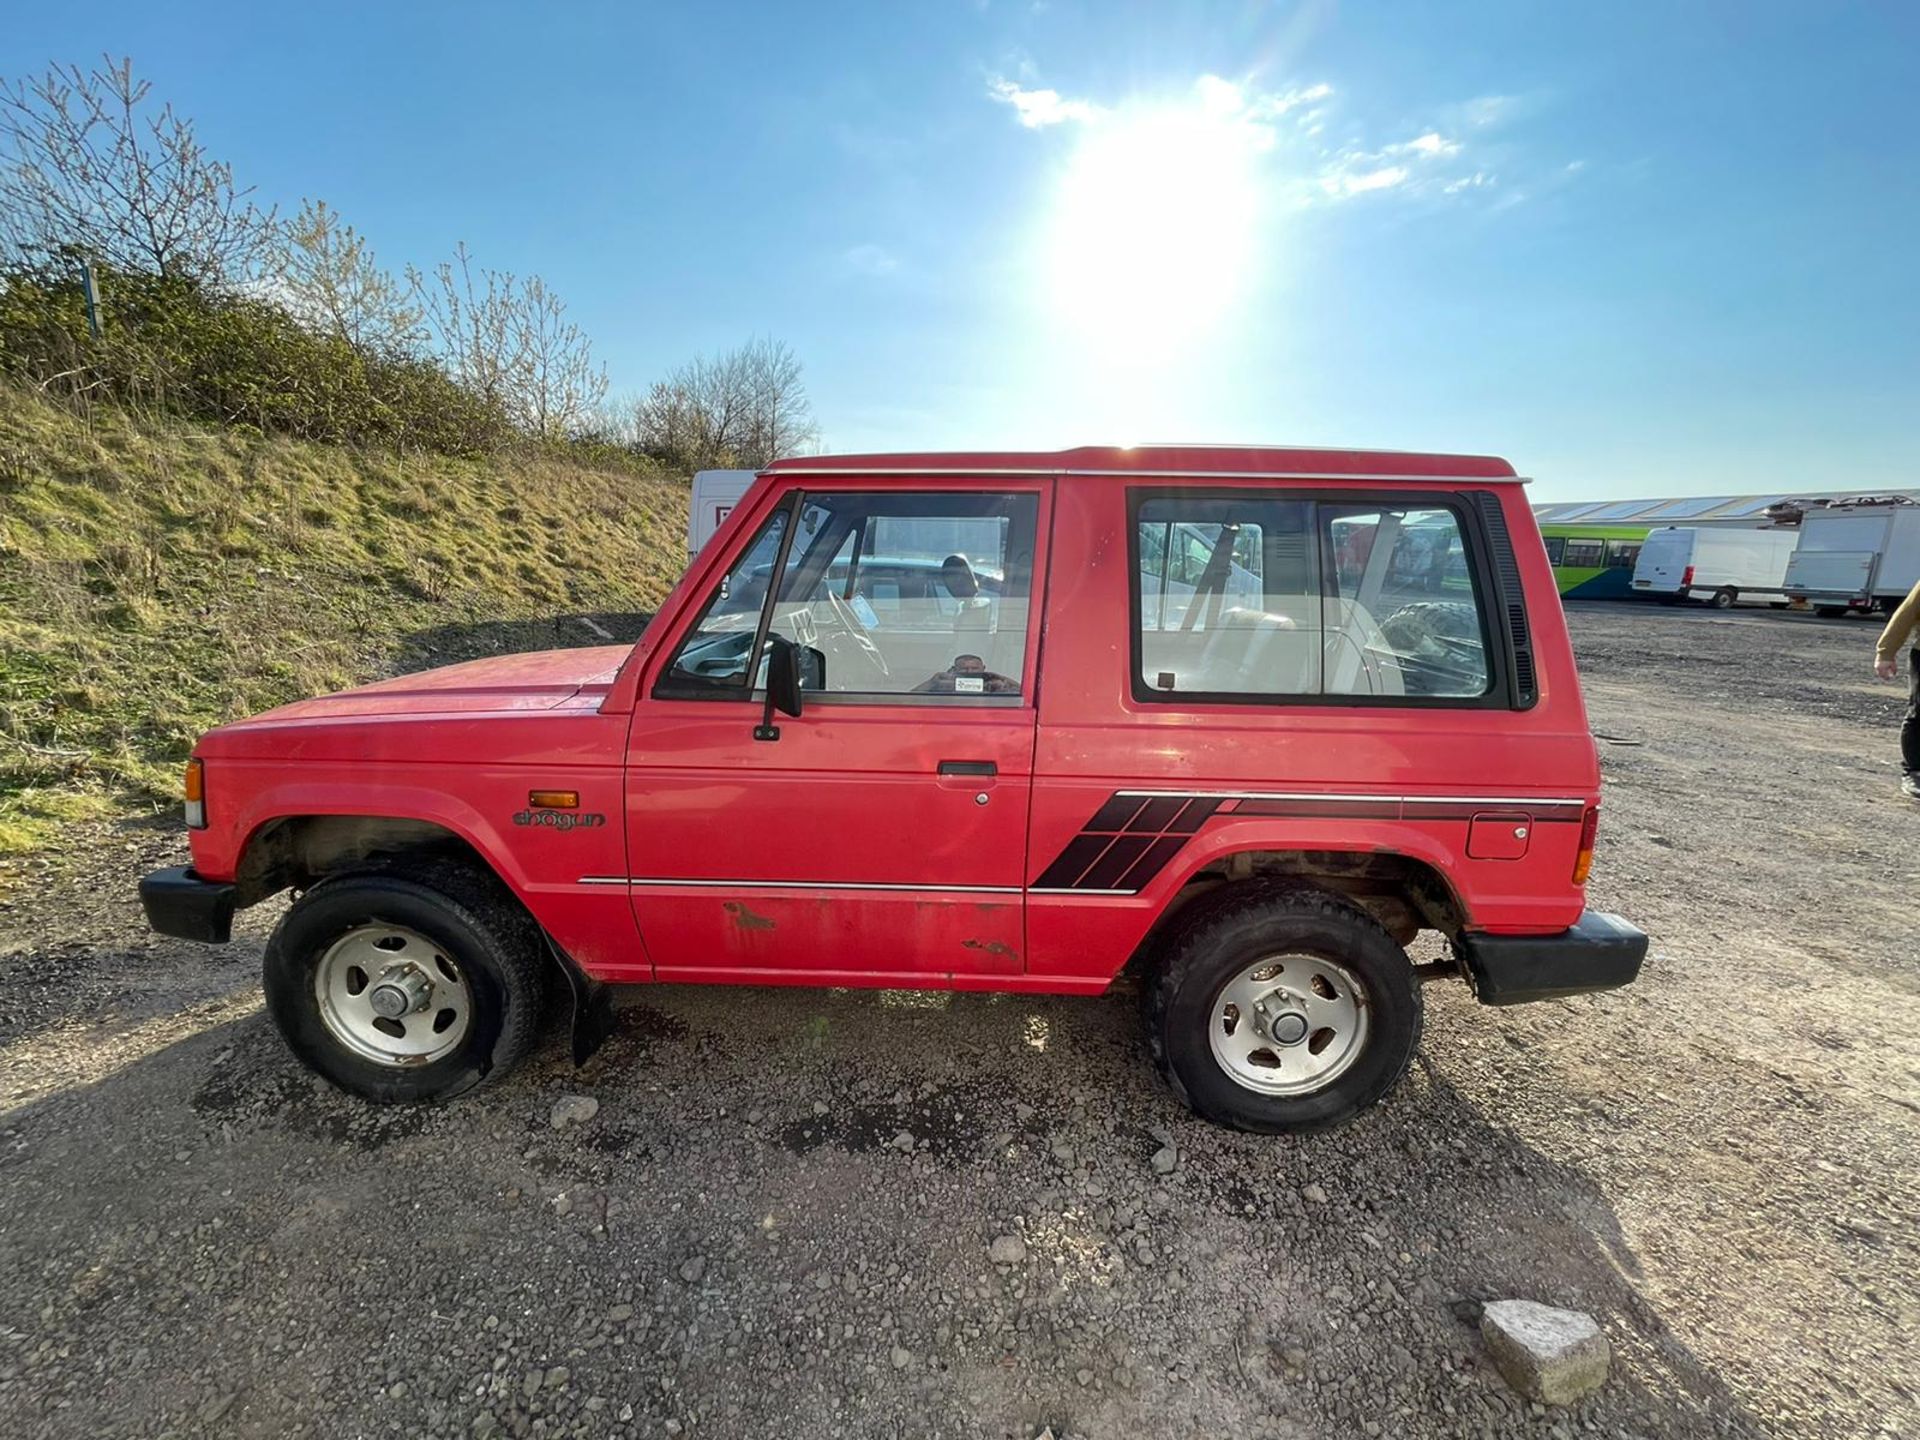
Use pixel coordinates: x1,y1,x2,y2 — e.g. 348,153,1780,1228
822,590,890,677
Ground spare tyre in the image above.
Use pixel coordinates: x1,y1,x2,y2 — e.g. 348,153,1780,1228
1378,601,1488,696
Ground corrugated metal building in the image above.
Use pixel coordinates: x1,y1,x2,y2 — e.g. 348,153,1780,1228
1533,490,1920,530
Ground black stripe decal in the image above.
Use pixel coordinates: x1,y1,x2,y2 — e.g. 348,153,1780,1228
1032,833,1118,890
1234,797,1402,820
1080,835,1155,890
1409,803,1582,823
1166,797,1224,833
1116,834,1190,890
1032,791,1586,894
1033,792,1223,894
1125,796,1192,832
1086,794,1149,831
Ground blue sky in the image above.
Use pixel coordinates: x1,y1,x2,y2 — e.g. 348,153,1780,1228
8,1,1916,498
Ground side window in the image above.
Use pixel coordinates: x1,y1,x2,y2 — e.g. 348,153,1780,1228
1135,498,1315,692
1561,538,1604,568
1605,541,1641,570
1543,534,1566,565
1132,496,1493,702
765,491,1040,700
1322,506,1489,698
661,503,792,689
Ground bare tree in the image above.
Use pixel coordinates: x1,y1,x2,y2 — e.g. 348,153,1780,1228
513,273,607,439
412,243,516,411
737,336,819,466
413,244,605,439
633,337,820,470
0,56,272,284
272,199,422,354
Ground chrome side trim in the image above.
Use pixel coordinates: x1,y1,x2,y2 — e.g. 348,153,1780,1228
1111,789,1587,809
577,876,1022,894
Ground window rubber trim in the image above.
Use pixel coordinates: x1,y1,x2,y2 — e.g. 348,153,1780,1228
651,492,801,702
1123,486,1519,711
651,488,1045,708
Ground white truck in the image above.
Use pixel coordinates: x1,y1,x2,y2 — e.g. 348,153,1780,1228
687,469,757,556
1630,526,1801,608
1782,502,1920,616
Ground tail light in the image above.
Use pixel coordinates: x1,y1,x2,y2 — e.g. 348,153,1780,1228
183,758,207,830
1572,804,1599,885
1680,565,1695,587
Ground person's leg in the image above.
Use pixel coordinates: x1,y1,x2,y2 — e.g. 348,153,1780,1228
1905,648,1920,777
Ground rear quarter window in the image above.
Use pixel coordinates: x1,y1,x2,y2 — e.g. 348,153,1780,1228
1131,493,1499,705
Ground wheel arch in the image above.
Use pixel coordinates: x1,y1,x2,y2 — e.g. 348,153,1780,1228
234,812,507,907
1133,831,1472,964
237,813,614,1064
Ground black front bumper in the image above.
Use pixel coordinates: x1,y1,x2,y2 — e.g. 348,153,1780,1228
140,866,237,943
1455,910,1647,1006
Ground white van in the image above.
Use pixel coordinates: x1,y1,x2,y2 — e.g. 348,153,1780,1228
1782,502,1920,615
1631,526,1800,608
687,470,757,556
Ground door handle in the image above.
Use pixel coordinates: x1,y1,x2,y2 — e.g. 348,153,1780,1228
937,760,998,776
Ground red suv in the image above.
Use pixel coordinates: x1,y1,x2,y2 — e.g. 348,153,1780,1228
141,446,1646,1132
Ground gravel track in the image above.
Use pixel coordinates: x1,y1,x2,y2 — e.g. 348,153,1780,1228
1,603,1915,1440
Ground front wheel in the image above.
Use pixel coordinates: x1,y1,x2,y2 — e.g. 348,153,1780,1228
264,866,549,1102
1144,882,1421,1133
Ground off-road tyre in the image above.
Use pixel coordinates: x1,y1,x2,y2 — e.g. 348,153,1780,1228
264,860,548,1103
1378,601,1486,695
1143,880,1421,1133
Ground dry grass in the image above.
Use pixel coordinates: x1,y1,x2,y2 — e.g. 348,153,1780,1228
0,384,688,856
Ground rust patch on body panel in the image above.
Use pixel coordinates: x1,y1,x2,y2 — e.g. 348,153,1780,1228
723,900,776,932
962,938,1017,960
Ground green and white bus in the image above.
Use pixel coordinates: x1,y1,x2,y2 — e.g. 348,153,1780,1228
1539,524,1649,600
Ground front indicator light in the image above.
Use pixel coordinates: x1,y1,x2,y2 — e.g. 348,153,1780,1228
183,758,206,830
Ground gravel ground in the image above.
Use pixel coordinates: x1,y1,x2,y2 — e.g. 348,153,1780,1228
1,603,1915,1440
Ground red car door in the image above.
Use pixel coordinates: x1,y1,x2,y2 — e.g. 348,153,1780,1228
621,478,1050,985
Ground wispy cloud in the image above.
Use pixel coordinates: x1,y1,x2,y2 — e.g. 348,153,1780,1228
1247,82,1333,120
1322,164,1410,198
840,243,903,278
1461,94,1518,129
988,78,1104,129
988,69,1528,208
1388,131,1460,158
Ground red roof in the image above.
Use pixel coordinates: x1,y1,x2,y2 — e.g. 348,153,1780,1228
765,444,1519,481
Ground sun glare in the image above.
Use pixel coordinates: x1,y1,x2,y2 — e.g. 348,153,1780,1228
1042,83,1269,358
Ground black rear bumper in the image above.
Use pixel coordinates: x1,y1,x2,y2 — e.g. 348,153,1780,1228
1455,910,1647,1006
140,866,237,943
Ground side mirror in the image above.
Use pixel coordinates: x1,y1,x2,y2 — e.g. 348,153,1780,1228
754,635,807,741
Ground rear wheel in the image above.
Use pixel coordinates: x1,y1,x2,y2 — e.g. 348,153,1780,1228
1144,882,1421,1133
264,865,548,1102
1710,587,1738,609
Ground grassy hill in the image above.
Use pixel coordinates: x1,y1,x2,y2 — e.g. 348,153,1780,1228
0,384,689,858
